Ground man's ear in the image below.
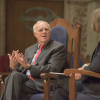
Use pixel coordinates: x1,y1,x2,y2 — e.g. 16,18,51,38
34,32,37,38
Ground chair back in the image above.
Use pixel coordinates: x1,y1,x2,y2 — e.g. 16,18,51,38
50,18,82,69
50,25,68,71
42,18,82,100
51,25,68,46
0,55,9,97
0,55,9,72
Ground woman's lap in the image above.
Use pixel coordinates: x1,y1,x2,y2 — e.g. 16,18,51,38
76,93,100,100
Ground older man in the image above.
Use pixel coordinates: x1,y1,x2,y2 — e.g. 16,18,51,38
1,21,67,100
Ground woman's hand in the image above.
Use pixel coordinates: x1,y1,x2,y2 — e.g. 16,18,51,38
75,68,83,80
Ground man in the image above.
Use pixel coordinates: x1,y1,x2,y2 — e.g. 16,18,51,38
1,21,67,100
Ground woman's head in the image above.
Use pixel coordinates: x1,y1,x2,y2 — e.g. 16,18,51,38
91,8,100,33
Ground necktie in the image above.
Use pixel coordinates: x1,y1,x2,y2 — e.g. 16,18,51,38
33,45,45,64
30,45,45,80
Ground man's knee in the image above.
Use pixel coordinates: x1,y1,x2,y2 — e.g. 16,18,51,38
9,71,24,80
11,71,21,77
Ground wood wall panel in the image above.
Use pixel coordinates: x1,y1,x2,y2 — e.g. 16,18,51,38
6,0,64,53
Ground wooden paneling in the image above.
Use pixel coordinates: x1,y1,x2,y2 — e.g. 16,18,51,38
6,0,64,53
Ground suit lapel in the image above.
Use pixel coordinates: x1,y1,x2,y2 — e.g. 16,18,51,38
34,46,48,65
35,40,52,65
28,44,38,64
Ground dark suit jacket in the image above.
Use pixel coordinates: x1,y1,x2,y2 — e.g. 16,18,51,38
82,41,100,98
16,39,67,91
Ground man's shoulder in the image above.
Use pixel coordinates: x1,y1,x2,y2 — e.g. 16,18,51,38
25,43,37,50
50,40,65,47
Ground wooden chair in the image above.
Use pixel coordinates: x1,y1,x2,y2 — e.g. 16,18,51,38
50,18,82,69
64,69,100,100
40,18,82,100
0,55,10,96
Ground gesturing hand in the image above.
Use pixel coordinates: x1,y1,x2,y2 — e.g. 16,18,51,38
8,50,19,70
18,54,30,69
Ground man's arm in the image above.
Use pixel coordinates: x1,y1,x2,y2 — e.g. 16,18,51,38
29,45,67,78
8,50,19,71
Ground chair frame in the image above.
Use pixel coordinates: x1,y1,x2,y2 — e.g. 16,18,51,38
41,69,100,100
40,18,82,100
0,54,10,97
64,69,100,100
50,18,82,69
0,72,10,96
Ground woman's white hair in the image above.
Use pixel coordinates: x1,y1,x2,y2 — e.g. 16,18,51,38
91,8,100,33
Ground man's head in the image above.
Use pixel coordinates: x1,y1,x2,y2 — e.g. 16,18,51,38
91,8,100,33
33,21,51,45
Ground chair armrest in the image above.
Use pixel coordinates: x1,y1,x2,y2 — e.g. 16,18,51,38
64,69,100,78
40,72,64,79
40,72,64,100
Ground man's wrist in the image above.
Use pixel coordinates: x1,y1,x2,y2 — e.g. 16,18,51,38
26,64,31,69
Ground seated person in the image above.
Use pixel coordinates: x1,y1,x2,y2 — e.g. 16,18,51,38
1,20,67,100
52,8,100,100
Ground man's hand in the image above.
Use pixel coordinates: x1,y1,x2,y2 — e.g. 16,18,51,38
8,50,19,70
8,50,30,70
18,54,30,69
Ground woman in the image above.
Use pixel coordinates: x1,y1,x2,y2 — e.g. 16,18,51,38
52,8,100,100
76,8,100,100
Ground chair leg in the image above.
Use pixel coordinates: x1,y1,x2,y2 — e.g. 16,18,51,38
0,80,4,97
44,78,50,100
69,74,76,100
0,81,1,97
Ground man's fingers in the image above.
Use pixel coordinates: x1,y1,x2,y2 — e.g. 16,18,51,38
12,50,15,57
8,54,11,59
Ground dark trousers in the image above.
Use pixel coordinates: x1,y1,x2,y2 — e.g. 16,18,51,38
1,71,43,100
76,93,100,100
52,76,83,100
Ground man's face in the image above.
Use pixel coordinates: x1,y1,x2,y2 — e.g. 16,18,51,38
34,22,51,45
